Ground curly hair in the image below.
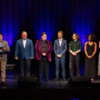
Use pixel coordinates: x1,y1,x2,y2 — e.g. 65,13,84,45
87,34,97,42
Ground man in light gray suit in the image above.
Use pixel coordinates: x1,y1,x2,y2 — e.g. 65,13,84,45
0,33,10,86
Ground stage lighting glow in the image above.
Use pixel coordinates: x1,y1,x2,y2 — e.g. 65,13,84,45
34,19,56,41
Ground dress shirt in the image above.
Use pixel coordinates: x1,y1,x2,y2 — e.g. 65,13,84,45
23,39,27,48
59,39,63,46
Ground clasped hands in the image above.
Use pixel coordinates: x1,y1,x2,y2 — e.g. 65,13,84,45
72,52,77,56
42,53,46,56
87,55,93,59
57,54,62,58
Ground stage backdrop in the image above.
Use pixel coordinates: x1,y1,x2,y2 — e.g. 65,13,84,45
0,0,100,77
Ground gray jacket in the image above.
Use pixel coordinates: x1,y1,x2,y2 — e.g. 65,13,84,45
1,40,10,61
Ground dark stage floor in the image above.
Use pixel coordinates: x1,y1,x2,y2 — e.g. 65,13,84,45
0,62,99,100
0,77,69,89
0,76,100,100
0,62,98,89
0,76,100,89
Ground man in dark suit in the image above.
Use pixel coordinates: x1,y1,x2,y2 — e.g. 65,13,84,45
15,31,34,77
0,33,10,86
54,31,67,81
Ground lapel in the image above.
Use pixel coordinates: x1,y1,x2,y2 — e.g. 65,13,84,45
57,39,60,47
40,39,42,49
25,39,28,48
21,39,24,48
21,38,28,49
58,39,64,47
61,39,64,47
2,40,4,47
46,40,49,51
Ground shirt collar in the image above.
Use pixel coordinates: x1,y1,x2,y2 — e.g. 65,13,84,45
58,38,63,41
42,39,47,43
22,39,27,41
73,40,78,42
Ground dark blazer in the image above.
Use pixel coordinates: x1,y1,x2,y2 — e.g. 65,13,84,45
15,38,34,60
54,39,67,57
35,39,53,62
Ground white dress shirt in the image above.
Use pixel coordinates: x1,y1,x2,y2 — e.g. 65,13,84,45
59,39,63,46
23,39,27,48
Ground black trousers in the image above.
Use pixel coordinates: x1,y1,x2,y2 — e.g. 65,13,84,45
38,56,49,80
19,58,31,77
70,53,80,77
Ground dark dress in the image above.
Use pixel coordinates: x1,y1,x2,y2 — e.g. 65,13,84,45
84,42,96,77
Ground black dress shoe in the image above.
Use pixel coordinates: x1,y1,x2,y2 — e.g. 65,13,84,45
55,78,59,81
2,82,6,86
39,79,42,82
46,79,49,82
62,79,66,81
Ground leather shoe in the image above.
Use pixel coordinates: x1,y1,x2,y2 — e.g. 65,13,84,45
2,82,6,86
62,79,66,81
55,78,59,81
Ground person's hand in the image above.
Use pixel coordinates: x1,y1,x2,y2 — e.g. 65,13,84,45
59,54,62,58
72,52,75,55
88,56,93,59
15,57,18,60
57,54,62,58
72,52,77,56
87,54,92,59
42,53,46,56
2,48,6,51
57,55,60,58
74,53,77,56
30,57,34,59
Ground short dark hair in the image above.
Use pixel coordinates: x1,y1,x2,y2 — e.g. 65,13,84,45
0,33,3,36
42,32,47,36
87,33,97,42
72,33,80,40
58,31,63,35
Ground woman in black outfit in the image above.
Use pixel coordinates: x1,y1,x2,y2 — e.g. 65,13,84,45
84,34,97,80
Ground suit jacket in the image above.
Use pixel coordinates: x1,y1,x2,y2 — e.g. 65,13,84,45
15,38,34,60
54,39,67,58
1,40,10,61
35,39,53,62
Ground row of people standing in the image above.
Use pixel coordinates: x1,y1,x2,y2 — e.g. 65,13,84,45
0,31,97,86
14,31,97,82
15,31,53,82
14,31,67,82
69,33,97,81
